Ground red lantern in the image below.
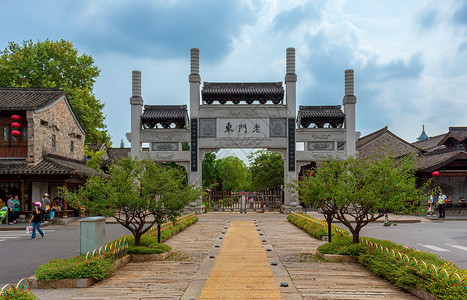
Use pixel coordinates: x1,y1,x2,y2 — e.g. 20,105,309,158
11,130,21,136
11,115,21,121
11,122,21,129
431,171,440,177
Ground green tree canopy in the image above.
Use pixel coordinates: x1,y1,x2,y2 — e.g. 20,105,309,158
217,156,248,192
248,150,284,190
296,154,431,243
59,157,201,246
202,152,219,189
84,145,105,171
0,39,111,145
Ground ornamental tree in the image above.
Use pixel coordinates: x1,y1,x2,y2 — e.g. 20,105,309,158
59,157,201,245
297,154,430,243
0,39,111,145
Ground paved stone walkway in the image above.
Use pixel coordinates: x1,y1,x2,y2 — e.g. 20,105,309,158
57,213,417,299
199,221,282,299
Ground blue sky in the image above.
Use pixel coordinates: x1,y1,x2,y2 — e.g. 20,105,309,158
1,0,466,149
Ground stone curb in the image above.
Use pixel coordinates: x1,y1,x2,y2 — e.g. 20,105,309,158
28,250,173,289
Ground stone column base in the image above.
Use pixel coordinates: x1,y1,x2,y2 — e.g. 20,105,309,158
184,205,205,214
281,205,303,213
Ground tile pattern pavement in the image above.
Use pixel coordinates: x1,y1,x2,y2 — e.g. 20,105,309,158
68,213,417,300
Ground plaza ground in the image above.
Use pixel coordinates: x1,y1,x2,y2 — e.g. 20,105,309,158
31,213,419,300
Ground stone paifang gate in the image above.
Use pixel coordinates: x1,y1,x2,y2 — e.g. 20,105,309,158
127,48,358,212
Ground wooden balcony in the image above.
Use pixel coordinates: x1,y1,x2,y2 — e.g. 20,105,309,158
0,145,28,158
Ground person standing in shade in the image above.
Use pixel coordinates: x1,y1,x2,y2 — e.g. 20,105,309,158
7,195,14,225
438,192,447,219
43,194,51,223
28,202,44,240
12,195,20,224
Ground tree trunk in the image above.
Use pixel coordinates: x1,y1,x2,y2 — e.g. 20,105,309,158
323,212,334,243
352,232,359,244
157,223,162,243
134,233,142,246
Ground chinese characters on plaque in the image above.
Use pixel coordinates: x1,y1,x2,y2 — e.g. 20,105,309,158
218,119,269,138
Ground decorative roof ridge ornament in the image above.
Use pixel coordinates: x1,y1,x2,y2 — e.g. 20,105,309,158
417,125,429,141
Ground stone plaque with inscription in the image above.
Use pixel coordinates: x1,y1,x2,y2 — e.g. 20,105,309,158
217,119,269,138
151,142,179,151
307,142,335,151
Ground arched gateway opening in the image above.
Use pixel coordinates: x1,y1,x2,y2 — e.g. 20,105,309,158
201,149,284,212
128,48,358,213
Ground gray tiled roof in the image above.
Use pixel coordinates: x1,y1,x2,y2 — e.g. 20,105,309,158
412,127,467,151
412,134,445,150
0,87,65,111
106,148,130,161
86,143,106,152
201,82,284,104
414,149,467,172
298,105,345,128
357,126,419,158
141,105,188,129
0,154,99,176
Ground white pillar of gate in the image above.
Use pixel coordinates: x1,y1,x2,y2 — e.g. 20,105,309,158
343,69,357,156
130,70,143,158
188,48,204,210
283,48,300,210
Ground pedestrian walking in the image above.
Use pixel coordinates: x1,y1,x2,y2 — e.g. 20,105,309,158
438,192,447,218
6,195,15,225
28,202,44,240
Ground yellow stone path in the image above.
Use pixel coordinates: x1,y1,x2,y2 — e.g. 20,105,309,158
199,221,282,299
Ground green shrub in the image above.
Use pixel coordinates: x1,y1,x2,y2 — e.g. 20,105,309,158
295,213,467,300
128,243,171,255
34,256,114,281
33,213,198,282
0,288,38,300
287,213,347,239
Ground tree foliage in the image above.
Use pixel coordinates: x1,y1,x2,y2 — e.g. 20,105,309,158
296,154,430,243
59,157,201,246
248,150,284,190
202,152,218,189
217,156,248,192
0,39,111,145
84,145,105,171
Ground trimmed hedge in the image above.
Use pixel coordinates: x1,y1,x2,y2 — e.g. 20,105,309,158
34,213,198,281
289,213,467,300
34,256,114,281
287,212,348,239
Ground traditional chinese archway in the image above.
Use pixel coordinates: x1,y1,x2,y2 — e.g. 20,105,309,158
127,48,357,213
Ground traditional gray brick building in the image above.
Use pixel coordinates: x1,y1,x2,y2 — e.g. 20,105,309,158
0,87,97,214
